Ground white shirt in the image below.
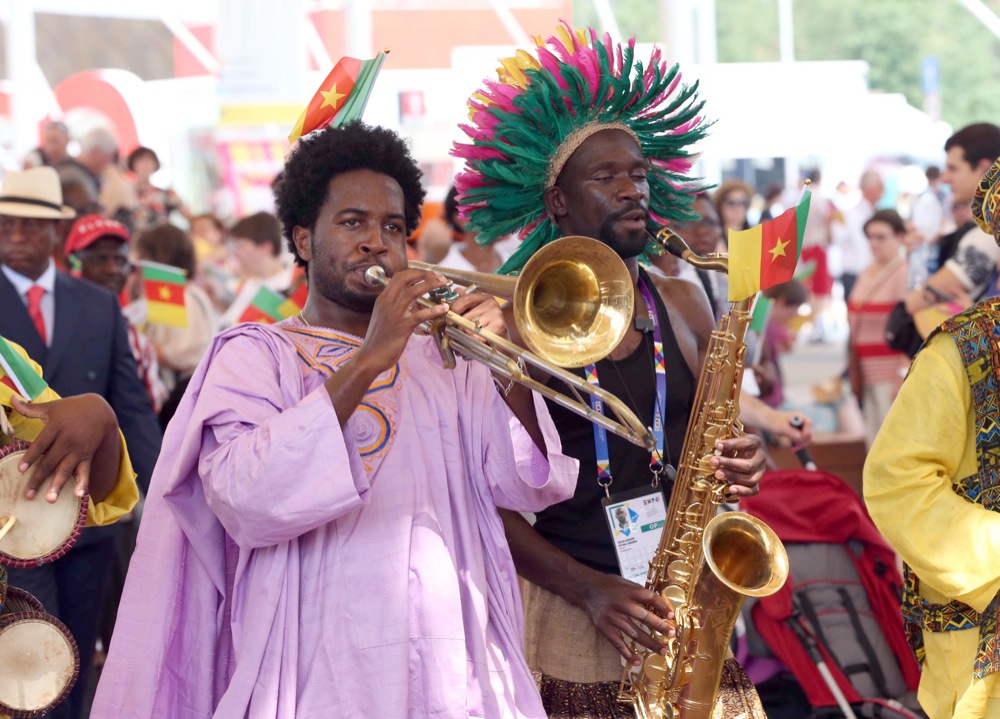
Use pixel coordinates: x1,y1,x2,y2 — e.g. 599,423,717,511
835,199,875,275
2,260,56,346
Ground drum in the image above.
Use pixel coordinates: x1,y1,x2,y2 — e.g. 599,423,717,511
0,588,44,617
0,610,79,718
0,442,87,569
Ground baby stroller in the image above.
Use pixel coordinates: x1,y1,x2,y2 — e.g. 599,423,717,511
740,469,924,719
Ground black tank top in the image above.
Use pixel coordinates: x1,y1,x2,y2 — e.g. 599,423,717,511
533,269,696,574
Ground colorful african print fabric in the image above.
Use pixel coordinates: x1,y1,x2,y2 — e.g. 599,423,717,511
904,297,1000,678
973,155,1000,242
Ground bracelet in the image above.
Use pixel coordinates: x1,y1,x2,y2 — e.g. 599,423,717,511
494,375,516,397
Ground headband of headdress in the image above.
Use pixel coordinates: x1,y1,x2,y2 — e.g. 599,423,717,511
452,22,710,274
973,154,1000,242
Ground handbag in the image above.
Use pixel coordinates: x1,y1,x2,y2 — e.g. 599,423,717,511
884,301,923,359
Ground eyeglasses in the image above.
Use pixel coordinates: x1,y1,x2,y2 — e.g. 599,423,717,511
74,249,131,270
725,199,750,208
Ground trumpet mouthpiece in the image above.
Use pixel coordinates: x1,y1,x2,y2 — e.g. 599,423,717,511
364,265,387,287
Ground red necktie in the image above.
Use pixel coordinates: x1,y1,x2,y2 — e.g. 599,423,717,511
26,285,47,344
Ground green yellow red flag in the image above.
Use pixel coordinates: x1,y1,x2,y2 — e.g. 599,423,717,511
288,51,388,143
728,192,811,302
237,285,286,325
277,282,308,319
140,261,188,327
0,336,48,400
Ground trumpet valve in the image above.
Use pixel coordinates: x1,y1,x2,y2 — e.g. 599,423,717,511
430,320,457,369
429,283,460,304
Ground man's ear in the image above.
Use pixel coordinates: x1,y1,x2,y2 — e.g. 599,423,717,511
977,158,996,177
543,186,568,220
292,226,312,263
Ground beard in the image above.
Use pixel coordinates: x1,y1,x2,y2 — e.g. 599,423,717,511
595,203,650,259
309,239,380,313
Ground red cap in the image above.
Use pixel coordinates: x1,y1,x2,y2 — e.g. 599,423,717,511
64,214,130,255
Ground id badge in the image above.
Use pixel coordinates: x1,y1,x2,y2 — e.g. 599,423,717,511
601,485,668,585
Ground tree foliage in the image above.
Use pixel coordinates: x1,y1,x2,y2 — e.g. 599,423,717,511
573,0,1000,130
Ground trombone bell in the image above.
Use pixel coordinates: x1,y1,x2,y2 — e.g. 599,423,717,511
515,237,634,368
416,236,634,369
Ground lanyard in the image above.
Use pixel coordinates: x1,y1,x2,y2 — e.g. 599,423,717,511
584,275,666,496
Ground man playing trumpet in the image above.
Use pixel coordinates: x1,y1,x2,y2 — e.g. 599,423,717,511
92,121,579,718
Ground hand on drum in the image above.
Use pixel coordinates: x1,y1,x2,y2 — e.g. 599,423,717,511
10,393,118,502
711,434,765,500
580,569,676,665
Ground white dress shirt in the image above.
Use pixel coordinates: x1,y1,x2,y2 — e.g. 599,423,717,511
2,259,56,346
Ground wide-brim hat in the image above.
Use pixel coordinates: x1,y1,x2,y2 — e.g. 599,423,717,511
0,167,76,220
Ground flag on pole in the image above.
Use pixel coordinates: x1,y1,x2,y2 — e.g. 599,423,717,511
277,282,308,318
237,285,287,325
728,192,811,302
288,51,389,143
0,337,48,400
140,261,188,327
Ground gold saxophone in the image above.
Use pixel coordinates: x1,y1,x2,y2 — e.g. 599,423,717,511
618,229,789,719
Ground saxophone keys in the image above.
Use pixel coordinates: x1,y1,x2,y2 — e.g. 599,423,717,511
660,583,685,607
666,562,692,586
641,651,669,683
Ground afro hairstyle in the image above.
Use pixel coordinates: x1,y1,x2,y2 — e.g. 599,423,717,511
274,121,426,268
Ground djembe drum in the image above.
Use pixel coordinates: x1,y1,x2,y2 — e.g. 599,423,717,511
0,441,84,718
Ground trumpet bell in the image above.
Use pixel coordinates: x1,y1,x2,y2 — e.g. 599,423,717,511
515,236,634,368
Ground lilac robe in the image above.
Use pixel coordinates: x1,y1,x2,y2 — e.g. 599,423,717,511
92,318,578,718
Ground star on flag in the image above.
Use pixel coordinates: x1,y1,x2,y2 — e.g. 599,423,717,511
768,236,789,261
288,51,389,143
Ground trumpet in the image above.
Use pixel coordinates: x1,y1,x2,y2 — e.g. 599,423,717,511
364,236,655,450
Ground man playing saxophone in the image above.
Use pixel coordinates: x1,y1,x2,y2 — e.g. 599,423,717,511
453,23,809,718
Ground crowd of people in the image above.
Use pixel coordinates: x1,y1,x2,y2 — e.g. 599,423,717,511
0,21,998,719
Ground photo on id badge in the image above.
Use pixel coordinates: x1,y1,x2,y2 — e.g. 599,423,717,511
612,504,639,537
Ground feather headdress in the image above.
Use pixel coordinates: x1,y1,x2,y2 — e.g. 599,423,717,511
452,22,711,274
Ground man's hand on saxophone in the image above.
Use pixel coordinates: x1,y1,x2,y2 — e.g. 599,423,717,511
578,569,676,666
710,434,766,500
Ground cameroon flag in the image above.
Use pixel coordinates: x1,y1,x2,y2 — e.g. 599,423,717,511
237,285,286,325
728,192,811,302
277,282,308,318
141,261,188,327
288,51,389,143
0,336,48,400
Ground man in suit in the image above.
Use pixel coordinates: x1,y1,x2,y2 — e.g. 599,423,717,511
0,167,162,719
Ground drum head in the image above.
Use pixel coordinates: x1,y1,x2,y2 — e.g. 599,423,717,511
0,612,79,717
0,443,86,569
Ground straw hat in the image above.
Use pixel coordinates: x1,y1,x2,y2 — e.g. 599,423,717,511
0,167,76,220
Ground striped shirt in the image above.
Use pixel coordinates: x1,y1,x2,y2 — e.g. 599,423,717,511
848,260,909,385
